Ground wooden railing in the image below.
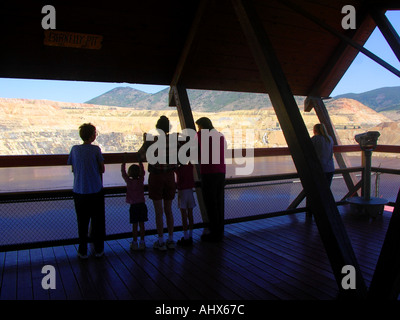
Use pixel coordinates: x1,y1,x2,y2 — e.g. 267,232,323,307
0,145,399,251
0,144,369,168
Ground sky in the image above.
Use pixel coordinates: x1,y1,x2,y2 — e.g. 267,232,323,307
331,10,400,96
0,11,398,103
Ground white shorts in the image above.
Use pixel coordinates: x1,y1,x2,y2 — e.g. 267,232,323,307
178,189,196,209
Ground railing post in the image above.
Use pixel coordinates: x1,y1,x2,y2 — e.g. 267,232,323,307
169,85,209,226
232,0,367,298
368,187,400,299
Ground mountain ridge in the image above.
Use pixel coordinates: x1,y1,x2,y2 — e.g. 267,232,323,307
86,86,303,112
334,86,400,112
86,85,400,113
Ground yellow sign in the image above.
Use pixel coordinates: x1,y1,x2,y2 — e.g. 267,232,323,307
44,30,103,49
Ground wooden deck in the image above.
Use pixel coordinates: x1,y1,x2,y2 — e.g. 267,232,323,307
0,205,392,301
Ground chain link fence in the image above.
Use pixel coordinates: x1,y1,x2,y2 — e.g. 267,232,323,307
1,165,399,251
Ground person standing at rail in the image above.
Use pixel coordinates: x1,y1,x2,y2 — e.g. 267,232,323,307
195,117,226,242
68,123,105,259
306,123,335,216
175,161,196,246
311,123,335,186
121,152,148,251
138,116,178,251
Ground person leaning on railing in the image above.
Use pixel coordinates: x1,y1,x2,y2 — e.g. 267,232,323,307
138,115,178,251
67,123,105,259
195,117,226,242
306,123,335,216
311,123,334,186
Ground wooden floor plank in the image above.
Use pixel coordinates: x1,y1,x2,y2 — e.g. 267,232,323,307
137,236,199,299
16,250,33,300
114,238,187,299
41,247,67,300
172,239,251,299
231,219,337,286
90,241,141,300
29,248,50,300
105,240,154,299
176,230,256,299
0,206,395,300
225,221,337,299
0,251,17,300
52,245,83,300
171,247,228,299
77,247,118,300
0,251,5,291
63,245,101,300
109,239,166,299
190,228,284,299
220,230,318,299
138,239,208,299
0,251,6,299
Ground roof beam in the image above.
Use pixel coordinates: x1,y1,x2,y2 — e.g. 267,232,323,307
169,0,207,107
373,1,400,10
370,8,400,63
170,85,209,228
305,6,373,97
170,0,208,88
232,0,367,299
280,0,400,80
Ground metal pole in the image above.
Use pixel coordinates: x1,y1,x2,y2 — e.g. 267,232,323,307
364,150,372,201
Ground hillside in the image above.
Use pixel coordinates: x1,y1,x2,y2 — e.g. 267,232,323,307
86,87,150,107
88,85,400,116
0,96,393,155
325,98,390,126
334,86,400,112
86,87,308,112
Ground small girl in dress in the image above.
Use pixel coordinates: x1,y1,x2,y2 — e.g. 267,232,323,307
121,153,148,250
175,161,196,246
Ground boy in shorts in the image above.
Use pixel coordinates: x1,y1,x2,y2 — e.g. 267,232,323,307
175,162,196,246
121,153,148,251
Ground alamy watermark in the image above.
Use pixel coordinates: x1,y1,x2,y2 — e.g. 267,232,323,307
341,5,356,30
41,5,56,30
145,128,255,176
41,265,56,290
341,265,356,290
42,4,357,31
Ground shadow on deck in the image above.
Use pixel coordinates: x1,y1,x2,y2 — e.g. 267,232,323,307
0,204,391,301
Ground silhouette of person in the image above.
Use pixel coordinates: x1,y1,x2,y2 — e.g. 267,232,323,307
68,123,105,259
121,152,148,251
138,116,178,251
195,117,226,242
175,161,196,246
311,123,334,185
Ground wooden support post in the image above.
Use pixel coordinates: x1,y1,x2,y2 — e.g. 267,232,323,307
168,1,209,226
170,86,209,225
341,179,363,201
287,189,306,210
370,9,400,63
232,0,367,298
368,187,400,299
170,0,208,87
280,0,400,79
170,86,196,129
305,7,373,98
305,97,359,196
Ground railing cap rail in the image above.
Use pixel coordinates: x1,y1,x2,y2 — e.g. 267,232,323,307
1,145,397,168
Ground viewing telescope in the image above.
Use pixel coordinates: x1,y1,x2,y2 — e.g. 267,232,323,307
346,131,387,217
